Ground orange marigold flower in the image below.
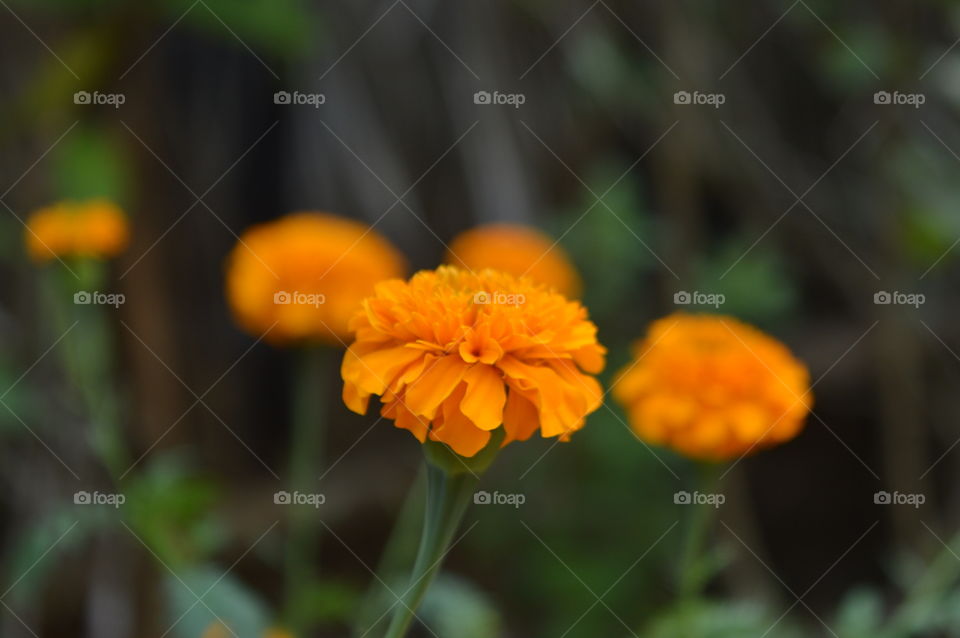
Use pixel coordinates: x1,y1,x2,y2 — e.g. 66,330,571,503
613,313,811,461
445,224,581,297
25,199,129,262
225,212,406,345
341,266,606,457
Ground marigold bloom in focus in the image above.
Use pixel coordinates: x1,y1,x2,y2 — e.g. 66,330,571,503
341,266,606,457
225,212,406,344
25,199,129,262
445,224,581,297
613,313,811,461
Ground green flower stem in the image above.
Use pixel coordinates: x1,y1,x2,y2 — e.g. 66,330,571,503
382,460,479,638
678,461,722,601
283,344,331,629
352,465,427,636
45,260,127,477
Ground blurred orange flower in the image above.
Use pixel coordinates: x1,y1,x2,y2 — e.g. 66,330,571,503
25,199,129,262
445,223,581,297
341,266,606,457
225,212,406,345
613,313,811,461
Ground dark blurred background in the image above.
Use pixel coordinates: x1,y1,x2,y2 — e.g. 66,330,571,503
3,1,960,636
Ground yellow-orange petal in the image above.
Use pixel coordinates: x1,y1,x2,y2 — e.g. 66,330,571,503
498,355,577,437
384,399,429,442
404,354,469,420
430,385,491,456
345,345,425,396
342,380,370,415
502,388,540,444
460,364,506,431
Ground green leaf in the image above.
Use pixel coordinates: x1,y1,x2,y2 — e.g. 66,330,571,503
123,452,225,566
417,573,502,638
164,564,271,638
833,587,884,637
646,599,801,638
691,238,797,325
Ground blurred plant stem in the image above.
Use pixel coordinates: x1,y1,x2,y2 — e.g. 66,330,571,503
382,460,480,638
44,260,127,478
677,461,722,602
283,344,331,631
351,465,426,636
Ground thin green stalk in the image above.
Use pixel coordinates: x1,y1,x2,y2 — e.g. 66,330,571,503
283,344,330,629
677,462,722,602
45,260,128,478
352,465,427,636
382,461,478,638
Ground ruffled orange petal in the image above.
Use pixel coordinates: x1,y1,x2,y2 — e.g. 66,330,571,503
460,364,506,431
343,345,424,396
498,355,581,437
404,354,469,420
383,399,429,442
429,385,491,456
502,388,539,444
342,379,370,414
